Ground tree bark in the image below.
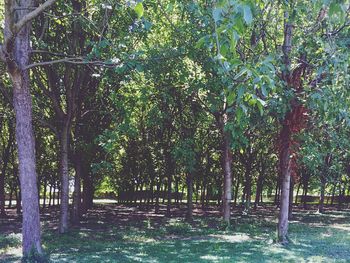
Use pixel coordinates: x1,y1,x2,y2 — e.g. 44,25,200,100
254,172,264,210
42,180,47,209
277,124,292,244
277,10,293,244
82,174,94,213
4,12,43,258
59,124,70,233
0,124,13,216
72,153,82,225
318,180,326,213
186,173,193,221
288,176,294,220
222,129,232,223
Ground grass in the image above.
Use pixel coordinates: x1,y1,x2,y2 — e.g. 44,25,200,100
1,205,350,262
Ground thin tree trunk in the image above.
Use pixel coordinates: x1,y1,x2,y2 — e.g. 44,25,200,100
277,11,293,244
331,184,336,205
186,173,193,221
222,129,232,223
49,184,52,207
165,150,173,217
155,179,161,213
288,176,294,220
318,180,326,213
0,129,12,216
59,124,70,233
72,153,82,225
254,174,264,210
303,181,309,209
277,123,292,244
295,183,301,205
8,186,14,209
42,180,47,209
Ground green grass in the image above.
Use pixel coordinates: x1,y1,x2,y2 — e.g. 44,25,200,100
1,208,350,262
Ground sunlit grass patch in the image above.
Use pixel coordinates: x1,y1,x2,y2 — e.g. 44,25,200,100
0,233,21,253
2,207,350,262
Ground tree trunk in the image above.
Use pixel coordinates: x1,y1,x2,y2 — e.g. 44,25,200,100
288,176,294,220
155,179,161,213
331,184,336,205
277,124,292,244
49,184,52,207
303,181,309,209
222,130,232,223
8,186,14,209
82,174,94,213
254,174,264,210
165,150,173,217
59,124,70,233
16,188,22,215
9,46,43,257
295,183,301,205
318,180,326,213
277,11,294,244
42,180,47,209
0,128,12,216
52,184,56,206
72,153,82,225
243,163,252,213
186,173,193,221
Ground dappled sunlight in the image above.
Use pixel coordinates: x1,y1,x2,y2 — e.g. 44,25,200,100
2,205,350,262
200,254,231,261
209,233,251,243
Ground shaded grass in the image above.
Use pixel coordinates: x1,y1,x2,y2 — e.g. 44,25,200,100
1,206,350,262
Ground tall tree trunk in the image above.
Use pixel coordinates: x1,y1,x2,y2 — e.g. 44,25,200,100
186,173,193,221
277,124,292,244
8,35,43,259
2,0,57,255
49,184,52,207
72,153,82,225
82,174,94,213
331,184,336,205
295,183,301,205
243,162,252,213
52,184,56,206
165,150,173,217
254,173,264,210
277,10,293,244
288,176,294,220
303,180,309,209
318,179,326,213
59,124,70,233
155,179,161,213
42,180,47,209
8,186,14,209
0,125,13,216
222,130,232,223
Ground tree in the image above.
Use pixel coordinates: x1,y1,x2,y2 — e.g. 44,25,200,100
0,0,58,257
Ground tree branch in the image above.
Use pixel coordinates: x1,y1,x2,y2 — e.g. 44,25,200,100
14,0,58,34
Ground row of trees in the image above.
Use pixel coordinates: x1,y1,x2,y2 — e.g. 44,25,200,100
0,0,349,258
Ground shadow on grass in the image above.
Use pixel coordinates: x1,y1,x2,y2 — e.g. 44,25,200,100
2,206,350,262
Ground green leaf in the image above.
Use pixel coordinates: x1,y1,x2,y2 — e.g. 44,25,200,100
243,5,253,24
213,7,223,22
227,92,236,105
134,3,144,18
196,36,207,49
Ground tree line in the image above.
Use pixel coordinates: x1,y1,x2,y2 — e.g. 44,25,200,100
0,0,349,259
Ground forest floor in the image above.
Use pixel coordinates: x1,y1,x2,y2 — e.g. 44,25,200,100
1,203,350,262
